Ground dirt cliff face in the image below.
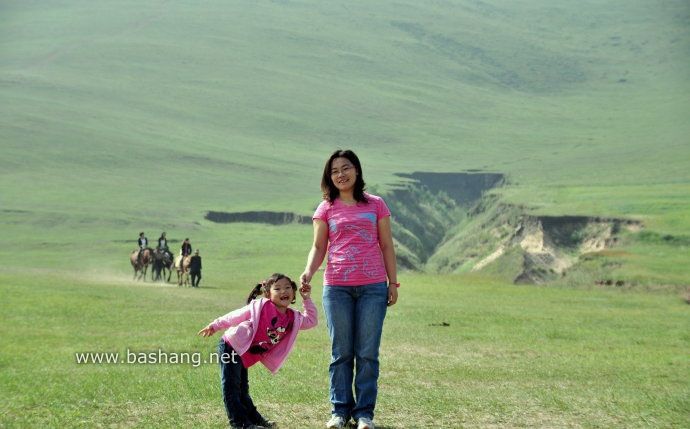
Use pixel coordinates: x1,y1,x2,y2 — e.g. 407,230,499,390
390,172,643,284
506,216,642,284
205,211,311,225
395,172,505,205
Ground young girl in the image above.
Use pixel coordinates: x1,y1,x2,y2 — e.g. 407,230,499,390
198,273,317,429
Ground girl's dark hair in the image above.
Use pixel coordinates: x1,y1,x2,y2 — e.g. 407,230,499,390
321,149,368,204
246,273,297,304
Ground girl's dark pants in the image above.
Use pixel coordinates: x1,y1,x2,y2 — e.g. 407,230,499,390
218,339,264,428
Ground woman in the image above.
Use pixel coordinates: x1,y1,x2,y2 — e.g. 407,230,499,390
137,232,148,265
157,232,170,258
181,238,192,258
301,149,398,429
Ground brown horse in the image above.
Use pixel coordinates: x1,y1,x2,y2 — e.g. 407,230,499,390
130,248,152,281
174,254,191,286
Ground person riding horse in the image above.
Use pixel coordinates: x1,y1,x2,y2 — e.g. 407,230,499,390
137,232,149,265
152,245,174,282
181,238,192,259
157,232,172,260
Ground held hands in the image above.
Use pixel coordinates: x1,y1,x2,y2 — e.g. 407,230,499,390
197,325,215,337
299,282,312,300
299,270,312,289
299,270,312,300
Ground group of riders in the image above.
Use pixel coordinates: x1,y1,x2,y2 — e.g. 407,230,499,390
135,231,202,286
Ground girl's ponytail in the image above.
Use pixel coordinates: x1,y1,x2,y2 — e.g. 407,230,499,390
246,283,264,304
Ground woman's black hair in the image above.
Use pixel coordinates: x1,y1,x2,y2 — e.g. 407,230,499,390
321,149,368,204
246,273,298,304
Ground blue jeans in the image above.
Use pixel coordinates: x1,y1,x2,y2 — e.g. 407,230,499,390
322,282,388,421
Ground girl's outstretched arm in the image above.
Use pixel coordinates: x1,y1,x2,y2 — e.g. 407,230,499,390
202,304,252,334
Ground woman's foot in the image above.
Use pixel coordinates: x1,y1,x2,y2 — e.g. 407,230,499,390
356,417,375,429
326,415,347,429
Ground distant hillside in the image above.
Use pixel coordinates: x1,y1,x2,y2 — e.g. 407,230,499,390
1,0,688,285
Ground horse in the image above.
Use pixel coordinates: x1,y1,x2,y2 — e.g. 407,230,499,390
174,254,192,286
152,249,174,283
130,248,152,281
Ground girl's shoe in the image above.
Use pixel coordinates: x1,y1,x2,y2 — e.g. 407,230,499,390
326,415,346,429
254,418,277,428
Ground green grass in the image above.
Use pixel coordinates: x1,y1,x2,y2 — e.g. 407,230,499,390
1,221,688,427
2,262,688,428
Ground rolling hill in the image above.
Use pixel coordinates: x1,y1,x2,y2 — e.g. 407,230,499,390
1,0,689,285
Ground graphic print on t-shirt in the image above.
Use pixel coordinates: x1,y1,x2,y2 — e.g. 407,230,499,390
248,315,293,354
345,223,374,243
356,212,377,225
314,194,391,286
326,210,384,283
330,241,360,282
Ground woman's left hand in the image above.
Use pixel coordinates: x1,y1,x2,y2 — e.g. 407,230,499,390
387,284,398,306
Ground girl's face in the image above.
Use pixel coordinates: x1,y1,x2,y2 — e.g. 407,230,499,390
268,278,295,312
330,157,357,194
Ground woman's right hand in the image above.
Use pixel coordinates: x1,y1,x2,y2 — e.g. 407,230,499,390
300,270,312,287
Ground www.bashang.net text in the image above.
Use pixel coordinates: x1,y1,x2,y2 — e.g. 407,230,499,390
74,348,238,368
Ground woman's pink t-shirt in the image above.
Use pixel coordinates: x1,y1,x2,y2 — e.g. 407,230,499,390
313,193,391,286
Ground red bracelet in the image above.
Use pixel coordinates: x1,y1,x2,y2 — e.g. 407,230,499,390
389,282,400,288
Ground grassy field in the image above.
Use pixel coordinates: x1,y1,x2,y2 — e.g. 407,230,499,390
0,224,688,427
1,0,689,427
1,240,688,427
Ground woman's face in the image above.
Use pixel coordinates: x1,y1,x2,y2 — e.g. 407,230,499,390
330,157,357,194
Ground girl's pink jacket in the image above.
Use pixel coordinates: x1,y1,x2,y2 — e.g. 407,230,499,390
210,298,318,374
